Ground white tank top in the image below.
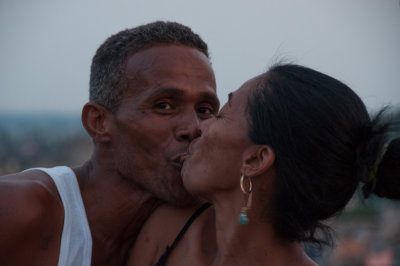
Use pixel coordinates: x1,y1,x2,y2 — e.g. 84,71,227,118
36,166,92,266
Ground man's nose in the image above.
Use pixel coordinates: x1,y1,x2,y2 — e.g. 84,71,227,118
175,111,202,141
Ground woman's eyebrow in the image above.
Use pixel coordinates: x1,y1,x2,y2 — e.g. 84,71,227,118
228,92,233,107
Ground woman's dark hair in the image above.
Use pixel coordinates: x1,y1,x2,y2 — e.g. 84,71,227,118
246,63,400,246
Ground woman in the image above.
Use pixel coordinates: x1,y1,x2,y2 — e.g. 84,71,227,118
129,63,400,265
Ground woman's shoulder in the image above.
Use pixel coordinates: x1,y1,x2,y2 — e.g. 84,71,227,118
128,202,213,266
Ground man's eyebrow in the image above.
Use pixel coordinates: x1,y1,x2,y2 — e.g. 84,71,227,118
200,92,219,107
147,87,184,99
147,88,219,107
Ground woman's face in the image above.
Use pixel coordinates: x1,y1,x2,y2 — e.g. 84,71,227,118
182,77,259,198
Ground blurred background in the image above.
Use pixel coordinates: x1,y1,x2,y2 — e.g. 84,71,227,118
1,0,399,265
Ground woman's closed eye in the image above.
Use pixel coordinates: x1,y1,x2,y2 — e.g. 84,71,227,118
215,113,223,119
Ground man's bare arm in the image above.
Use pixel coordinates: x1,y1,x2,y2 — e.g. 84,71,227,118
0,171,64,266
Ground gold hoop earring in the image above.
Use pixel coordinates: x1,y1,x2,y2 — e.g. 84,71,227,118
239,175,252,225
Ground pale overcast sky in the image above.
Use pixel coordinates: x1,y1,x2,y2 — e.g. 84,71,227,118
1,0,399,115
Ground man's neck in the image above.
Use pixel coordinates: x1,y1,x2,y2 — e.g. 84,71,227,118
72,161,162,265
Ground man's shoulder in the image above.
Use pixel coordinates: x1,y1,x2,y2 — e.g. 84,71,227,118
0,169,64,265
1,168,62,201
0,169,64,230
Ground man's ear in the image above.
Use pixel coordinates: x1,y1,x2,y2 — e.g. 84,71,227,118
81,102,112,143
241,145,275,178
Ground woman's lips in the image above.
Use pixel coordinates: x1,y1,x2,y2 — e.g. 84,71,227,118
171,152,189,168
180,152,190,164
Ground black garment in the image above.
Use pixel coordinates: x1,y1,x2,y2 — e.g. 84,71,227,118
155,202,211,266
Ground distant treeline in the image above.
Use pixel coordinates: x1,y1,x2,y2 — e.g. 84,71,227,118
0,107,398,175
0,114,92,175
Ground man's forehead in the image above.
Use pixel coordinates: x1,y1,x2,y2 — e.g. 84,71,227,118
125,44,211,72
124,44,216,95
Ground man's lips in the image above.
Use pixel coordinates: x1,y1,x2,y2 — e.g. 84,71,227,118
171,138,199,167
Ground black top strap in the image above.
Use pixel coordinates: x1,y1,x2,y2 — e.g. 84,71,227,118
155,202,212,266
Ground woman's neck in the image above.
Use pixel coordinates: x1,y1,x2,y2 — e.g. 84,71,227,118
208,192,316,266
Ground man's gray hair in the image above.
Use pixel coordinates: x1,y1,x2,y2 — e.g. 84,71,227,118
89,21,210,112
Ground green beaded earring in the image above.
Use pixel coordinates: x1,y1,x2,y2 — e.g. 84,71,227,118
238,175,252,225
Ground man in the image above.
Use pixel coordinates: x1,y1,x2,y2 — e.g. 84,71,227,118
0,21,219,265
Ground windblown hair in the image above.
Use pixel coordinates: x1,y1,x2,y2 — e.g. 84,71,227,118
89,21,209,112
246,63,400,246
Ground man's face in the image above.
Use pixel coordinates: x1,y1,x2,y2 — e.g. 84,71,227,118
111,44,219,205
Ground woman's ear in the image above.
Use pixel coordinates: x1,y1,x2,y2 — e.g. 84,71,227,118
241,145,275,177
81,102,112,143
